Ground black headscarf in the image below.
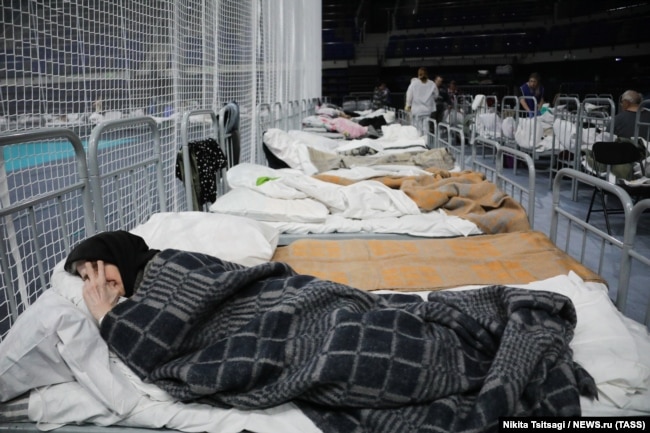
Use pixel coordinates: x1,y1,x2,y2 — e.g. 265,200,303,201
64,230,159,297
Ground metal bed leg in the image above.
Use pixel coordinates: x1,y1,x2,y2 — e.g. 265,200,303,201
586,187,612,235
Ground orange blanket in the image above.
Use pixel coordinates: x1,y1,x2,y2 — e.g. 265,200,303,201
271,231,606,292
314,169,530,234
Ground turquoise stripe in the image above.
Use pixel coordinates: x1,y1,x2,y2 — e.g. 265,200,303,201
2,138,135,171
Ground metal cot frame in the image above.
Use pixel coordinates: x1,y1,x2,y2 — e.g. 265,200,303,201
0,128,94,339
429,120,466,170
0,119,169,432
256,102,285,165
635,98,650,144
577,96,615,152
500,95,544,161
551,168,650,326
470,136,536,229
88,117,167,233
1,117,167,341
548,96,582,189
469,95,500,143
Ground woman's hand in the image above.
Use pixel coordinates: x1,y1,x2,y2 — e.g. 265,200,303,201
81,260,122,322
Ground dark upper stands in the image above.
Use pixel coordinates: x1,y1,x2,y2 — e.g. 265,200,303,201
322,0,650,61
322,0,362,60
393,0,553,30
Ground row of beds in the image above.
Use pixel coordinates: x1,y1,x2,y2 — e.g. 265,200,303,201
0,97,649,433
467,93,650,184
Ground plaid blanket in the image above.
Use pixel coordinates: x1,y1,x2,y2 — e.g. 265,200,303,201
102,250,597,433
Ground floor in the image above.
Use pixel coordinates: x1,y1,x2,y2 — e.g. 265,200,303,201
471,151,650,327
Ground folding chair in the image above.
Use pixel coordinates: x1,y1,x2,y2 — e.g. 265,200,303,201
586,140,650,234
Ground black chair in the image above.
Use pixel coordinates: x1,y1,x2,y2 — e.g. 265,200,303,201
586,140,650,234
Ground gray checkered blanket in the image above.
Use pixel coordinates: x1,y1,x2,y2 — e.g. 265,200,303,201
101,249,597,433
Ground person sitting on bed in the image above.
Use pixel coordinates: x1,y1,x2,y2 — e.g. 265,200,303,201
64,231,159,322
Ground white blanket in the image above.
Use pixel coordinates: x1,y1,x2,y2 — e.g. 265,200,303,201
552,118,617,151
263,126,427,175
209,163,481,237
513,112,554,152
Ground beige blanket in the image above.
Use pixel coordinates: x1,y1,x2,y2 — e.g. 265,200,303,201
307,147,456,173
315,169,531,234
272,231,606,292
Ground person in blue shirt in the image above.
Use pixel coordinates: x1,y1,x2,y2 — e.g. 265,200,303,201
519,72,545,116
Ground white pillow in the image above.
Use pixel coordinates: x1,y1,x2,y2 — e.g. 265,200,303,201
210,188,329,224
129,212,279,267
287,130,340,153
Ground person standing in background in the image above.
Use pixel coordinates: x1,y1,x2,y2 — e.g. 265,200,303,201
444,80,462,125
433,75,446,124
447,80,458,106
405,67,438,135
519,72,545,116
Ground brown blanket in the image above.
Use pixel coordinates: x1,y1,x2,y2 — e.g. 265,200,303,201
271,231,606,292
315,169,530,234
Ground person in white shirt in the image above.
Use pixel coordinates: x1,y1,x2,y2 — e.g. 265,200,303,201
405,67,438,136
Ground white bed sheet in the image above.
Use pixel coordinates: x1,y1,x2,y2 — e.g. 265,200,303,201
263,211,478,238
513,113,555,152
552,118,617,152
1,270,648,432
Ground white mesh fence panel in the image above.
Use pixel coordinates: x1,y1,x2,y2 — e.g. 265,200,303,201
0,0,321,339
1,131,92,340
2,0,321,175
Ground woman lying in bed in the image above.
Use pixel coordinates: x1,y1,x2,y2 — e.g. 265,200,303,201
64,230,159,323
62,231,597,433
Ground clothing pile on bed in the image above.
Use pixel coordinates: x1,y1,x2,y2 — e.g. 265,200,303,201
302,104,396,139
263,126,449,175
